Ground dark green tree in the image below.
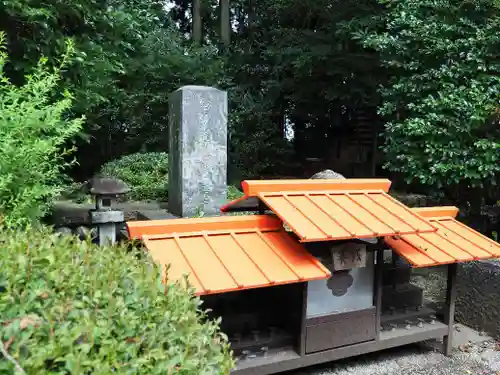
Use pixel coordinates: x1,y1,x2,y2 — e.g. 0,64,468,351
356,0,500,195
1,0,226,178
224,0,386,176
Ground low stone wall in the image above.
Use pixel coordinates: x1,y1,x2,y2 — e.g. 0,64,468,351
50,200,153,227
48,200,177,241
390,192,438,208
456,260,500,339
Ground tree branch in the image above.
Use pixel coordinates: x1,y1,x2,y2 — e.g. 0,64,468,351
0,340,26,374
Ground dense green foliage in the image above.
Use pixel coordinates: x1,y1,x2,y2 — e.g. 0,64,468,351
357,0,500,190
99,152,244,202
0,226,233,374
0,34,83,227
170,0,499,204
1,0,226,178
0,0,498,220
227,185,244,201
224,0,385,175
100,152,170,201
0,1,498,372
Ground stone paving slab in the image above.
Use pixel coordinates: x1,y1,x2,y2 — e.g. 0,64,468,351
51,200,175,227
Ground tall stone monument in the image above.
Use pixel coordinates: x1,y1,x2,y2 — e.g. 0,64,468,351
168,86,228,217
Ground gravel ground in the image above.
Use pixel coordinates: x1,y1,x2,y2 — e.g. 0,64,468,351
286,339,500,375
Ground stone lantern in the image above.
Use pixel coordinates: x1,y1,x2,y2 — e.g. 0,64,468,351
87,176,129,246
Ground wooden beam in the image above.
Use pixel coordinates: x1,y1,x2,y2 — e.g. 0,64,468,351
443,263,458,356
375,248,384,341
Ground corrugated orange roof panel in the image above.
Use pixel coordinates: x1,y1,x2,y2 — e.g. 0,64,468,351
135,215,331,296
220,178,393,213
127,214,281,239
241,178,393,196
258,190,437,242
411,206,460,219
385,207,500,267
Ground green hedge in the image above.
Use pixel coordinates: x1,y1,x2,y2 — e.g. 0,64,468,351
100,152,169,201
100,152,244,203
0,227,234,374
226,185,243,201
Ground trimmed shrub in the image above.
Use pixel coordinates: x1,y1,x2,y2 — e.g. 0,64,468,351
0,34,83,228
227,185,243,201
0,226,234,374
100,152,244,204
100,152,169,201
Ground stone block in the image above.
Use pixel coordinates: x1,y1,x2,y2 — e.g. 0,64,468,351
136,209,178,220
168,86,228,217
382,283,423,311
50,200,155,227
382,265,412,286
89,210,124,224
456,260,500,338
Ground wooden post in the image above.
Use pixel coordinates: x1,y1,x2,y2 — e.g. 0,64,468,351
443,263,458,356
299,282,308,356
392,251,399,290
220,0,230,46
258,200,267,214
375,248,384,341
193,0,202,43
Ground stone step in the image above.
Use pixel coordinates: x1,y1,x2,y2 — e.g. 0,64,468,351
136,209,178,221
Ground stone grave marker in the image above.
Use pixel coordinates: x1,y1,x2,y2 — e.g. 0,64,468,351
168,85,228,217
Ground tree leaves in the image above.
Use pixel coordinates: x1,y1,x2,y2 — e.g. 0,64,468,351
1,0,226,178
360,0,500,191
0,34,84,227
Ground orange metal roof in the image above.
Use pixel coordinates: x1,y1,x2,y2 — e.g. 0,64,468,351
221,179,393,212
411,206,460,219
220,179,437,242
127,214,280,239
241,178,393,196
385,206,500,267
128,215,331,296
259,191,437,242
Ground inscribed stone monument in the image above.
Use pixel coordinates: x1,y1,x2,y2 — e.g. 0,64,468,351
168,86,228,217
